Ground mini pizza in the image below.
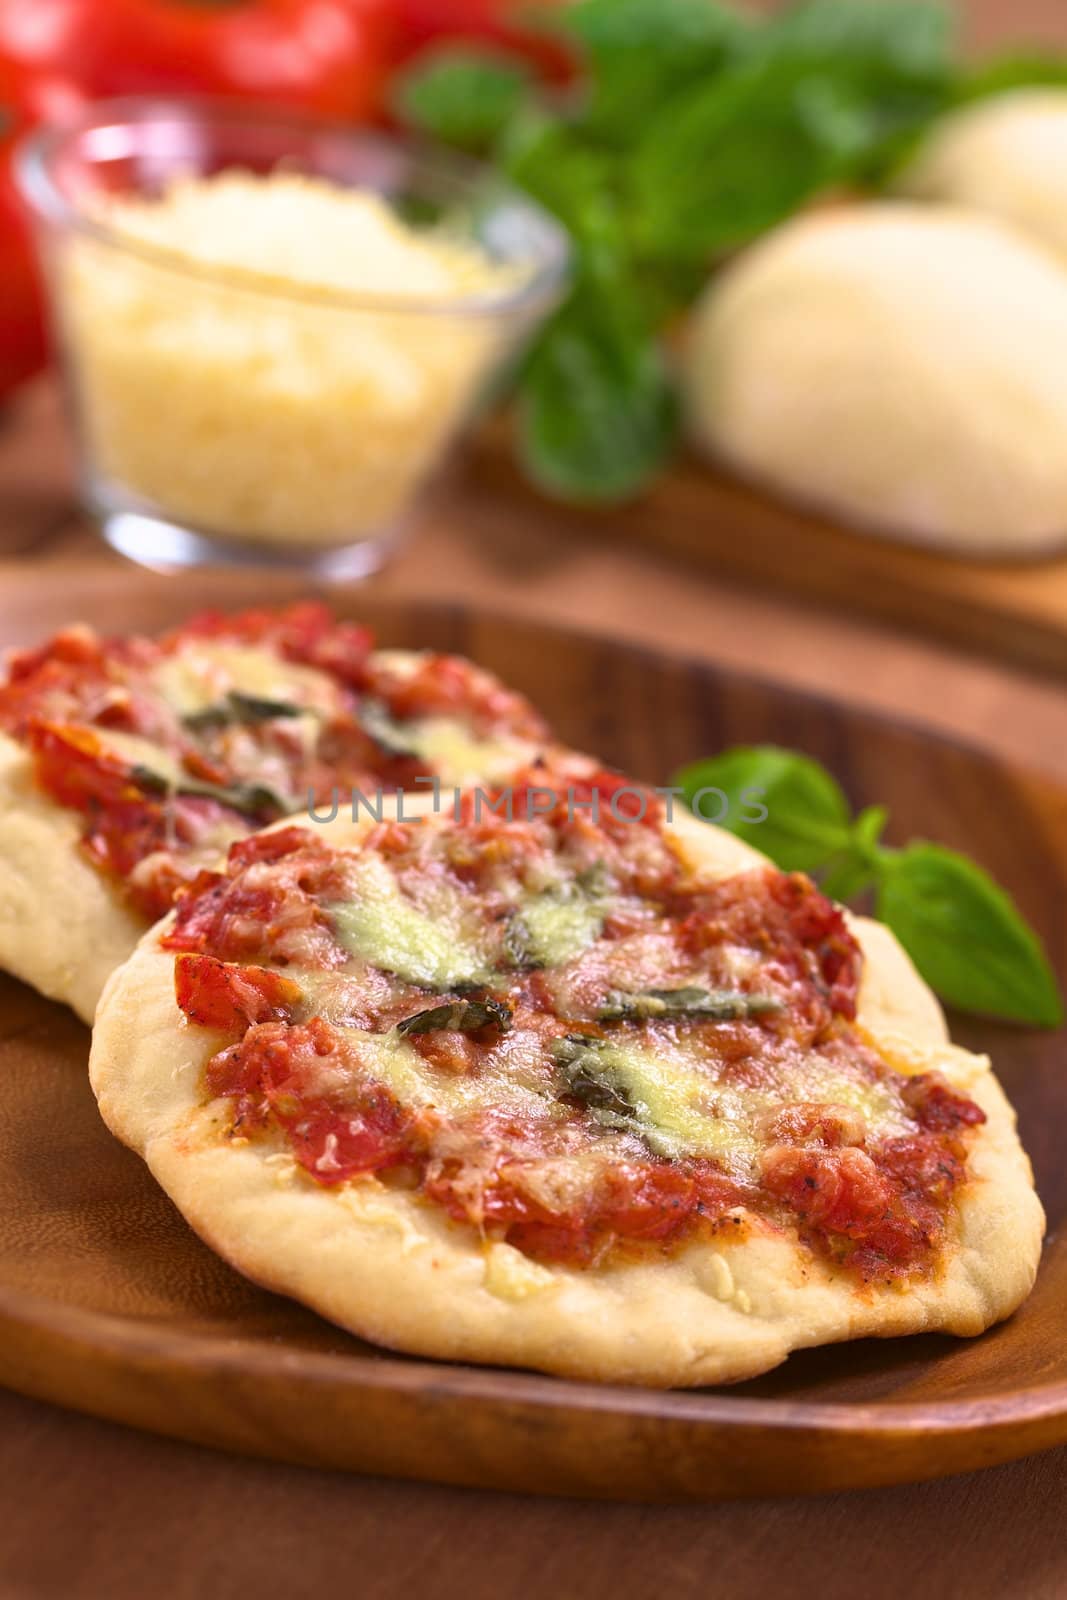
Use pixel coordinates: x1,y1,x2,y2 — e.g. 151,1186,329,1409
89,769,1043,1387
0,603,555,1021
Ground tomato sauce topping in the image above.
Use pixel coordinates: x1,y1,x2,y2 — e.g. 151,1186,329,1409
0,604,548,920
171,765,987,1282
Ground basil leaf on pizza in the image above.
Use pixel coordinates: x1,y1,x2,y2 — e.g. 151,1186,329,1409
397,998,514,1036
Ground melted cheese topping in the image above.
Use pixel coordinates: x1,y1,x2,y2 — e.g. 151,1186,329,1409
280,833,906,1182
154,644,343,719
587,1037,907,1168
518,886,604,967
276,992,916,1218
91,728,191,789
331,853,497,989
96,643,541,804
400,716,541,787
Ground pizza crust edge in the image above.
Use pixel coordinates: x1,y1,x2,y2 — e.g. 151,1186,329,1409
88,810,1045,1388
0,732,146,1024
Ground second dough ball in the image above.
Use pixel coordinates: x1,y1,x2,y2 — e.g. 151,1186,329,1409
899,89,1067,265
683,203,1067,554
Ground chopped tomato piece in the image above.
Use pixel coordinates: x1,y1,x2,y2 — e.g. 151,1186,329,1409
164,843,347,968
679,867,863,1023
364,652,547,739
205,1018,419,1181
425,1150,746,1267
762,1145,894,1239
175,953,302,1030
285,1095,416,1184
27,721,151,811
165,602,372,686
228,824,324,870
901,1074,988,1133
761,1124,977,1280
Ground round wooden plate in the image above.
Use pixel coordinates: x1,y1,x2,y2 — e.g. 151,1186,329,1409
1,580,1065,1501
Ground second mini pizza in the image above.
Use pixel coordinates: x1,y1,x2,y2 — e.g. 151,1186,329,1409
0,603,559,1020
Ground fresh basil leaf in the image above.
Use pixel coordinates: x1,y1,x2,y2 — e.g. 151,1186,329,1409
791,76,882,162
561,0,748,58
765,0,953,78
818,848,876,905
517,299,677,502
627,0,954,259
673,746,852,872
854,803,889,851
876,843,1063,1028
501,105,701,329
759,0,954,180
559,0,749,142
819,804,887,900
393,49,534,151
502,113,631,277
502,107,681,499
628,57,852,261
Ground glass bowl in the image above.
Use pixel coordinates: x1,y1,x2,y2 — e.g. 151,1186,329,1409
16,98,569,578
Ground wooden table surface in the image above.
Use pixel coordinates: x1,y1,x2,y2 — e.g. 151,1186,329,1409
4,2,1067,1590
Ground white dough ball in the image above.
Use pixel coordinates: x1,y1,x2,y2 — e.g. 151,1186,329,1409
683,202,1067,553
899,89,1067,264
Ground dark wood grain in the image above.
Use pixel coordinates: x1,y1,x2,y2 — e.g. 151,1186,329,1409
0,1382,1062,1600
0,1384,1064,1600
471,427,1067,682
0,593,1064,1500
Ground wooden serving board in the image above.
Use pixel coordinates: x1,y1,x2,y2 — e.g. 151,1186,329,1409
471,429,1067,681
1,588,1066,1501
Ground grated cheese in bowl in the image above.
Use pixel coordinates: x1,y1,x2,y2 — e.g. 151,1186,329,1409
19,106,567,573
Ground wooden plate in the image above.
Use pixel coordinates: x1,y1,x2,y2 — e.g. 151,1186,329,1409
1,582,1065,1501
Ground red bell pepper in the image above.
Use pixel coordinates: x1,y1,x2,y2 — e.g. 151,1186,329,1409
0,61,87,400
0,0,395,400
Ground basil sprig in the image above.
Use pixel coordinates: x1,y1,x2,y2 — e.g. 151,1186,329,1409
673,746,1063,1029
